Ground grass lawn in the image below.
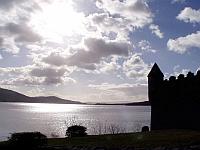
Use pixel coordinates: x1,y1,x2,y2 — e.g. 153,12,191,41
47,130,200,148
1,130,200,149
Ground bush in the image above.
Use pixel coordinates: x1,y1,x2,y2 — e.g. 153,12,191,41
141,126,149,132
9,132,47,147
66,125,87,137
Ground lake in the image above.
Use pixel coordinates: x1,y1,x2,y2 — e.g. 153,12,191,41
0,102,150,140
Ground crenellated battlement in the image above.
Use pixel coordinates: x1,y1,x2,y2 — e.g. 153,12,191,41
164,70,200,83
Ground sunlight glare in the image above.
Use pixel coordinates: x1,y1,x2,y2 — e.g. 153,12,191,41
30,1,85,43
19,103,81,113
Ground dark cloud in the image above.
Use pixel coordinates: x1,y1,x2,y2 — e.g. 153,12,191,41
30,67,66,78
0,65,74,85
0,37,3,46
42,38,131,70
0,0,26,10
4,23,41,43
43,53,67,67
67,38,131,68
30,67,72,85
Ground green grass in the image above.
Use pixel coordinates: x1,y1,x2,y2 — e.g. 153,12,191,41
47,130,200,148
1,130,200,148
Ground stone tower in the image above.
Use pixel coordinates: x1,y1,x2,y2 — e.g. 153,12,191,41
148,63,164,130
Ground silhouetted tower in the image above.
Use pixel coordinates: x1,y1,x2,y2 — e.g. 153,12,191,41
148,63,164,130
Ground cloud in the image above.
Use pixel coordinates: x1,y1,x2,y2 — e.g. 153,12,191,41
149,24,164,39
89,12,130,40
171,0,187,4
42,52,67,67
0,22,42,54
0,65,75,86
30,67,66,78
172,65,190,76
98,56,121,73
177,7,200,24
0,0,43,54
138,40,156,53
123,54,151,79
43,37,132,70
167,31,200,54
30,67,73,85
0,0,26,10
89,0,154,40
72,0,100,15
89,83,148,101
0,37,19,54
0,76,44,86
4,23,42,43
97,0,153,28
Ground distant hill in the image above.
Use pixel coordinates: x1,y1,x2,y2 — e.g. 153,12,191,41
125,101,150,106
95,101,150,106
0,88,82,104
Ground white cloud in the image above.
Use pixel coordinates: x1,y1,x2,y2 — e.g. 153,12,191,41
89,83,148,102
171,0,187,4
177,7,200,24
72,0,100,16
89,0,154,40
123,54,151,80
98,56,121,73
97,0,153,28
149,24,164,39
138,40,156,53
0,37,19,54
167,31,200,54
172,65,190,77
89,12,130,40
0,76,44,86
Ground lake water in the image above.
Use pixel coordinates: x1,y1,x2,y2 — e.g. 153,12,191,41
0,102,150,140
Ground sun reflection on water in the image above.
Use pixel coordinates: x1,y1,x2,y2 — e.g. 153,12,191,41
17,103,82,113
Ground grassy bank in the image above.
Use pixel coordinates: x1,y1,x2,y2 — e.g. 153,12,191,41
1,130,200,149
47,130,200,148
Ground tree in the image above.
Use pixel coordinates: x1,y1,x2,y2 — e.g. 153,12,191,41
141,126,149,132
66,125,87,137
9,132,47,147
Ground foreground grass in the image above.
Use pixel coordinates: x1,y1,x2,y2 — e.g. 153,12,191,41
1,130,200,149
47,130,200,148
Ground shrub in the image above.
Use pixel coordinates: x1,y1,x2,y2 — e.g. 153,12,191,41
141,126,149,132
9,132,47,147
66,125,87,137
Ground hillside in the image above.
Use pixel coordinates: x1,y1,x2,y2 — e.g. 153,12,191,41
125,101,150,106
95,101,150,106
0,88,82,104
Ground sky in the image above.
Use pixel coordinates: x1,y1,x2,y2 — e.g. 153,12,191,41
0,0,200,103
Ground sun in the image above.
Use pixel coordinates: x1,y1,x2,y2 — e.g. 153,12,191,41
30,1,85,43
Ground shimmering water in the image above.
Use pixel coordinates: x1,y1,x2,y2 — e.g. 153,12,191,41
0,102,150,140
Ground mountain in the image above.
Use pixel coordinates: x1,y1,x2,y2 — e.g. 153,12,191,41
0,87,82,104
125,101,150,106
95,101,150,106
